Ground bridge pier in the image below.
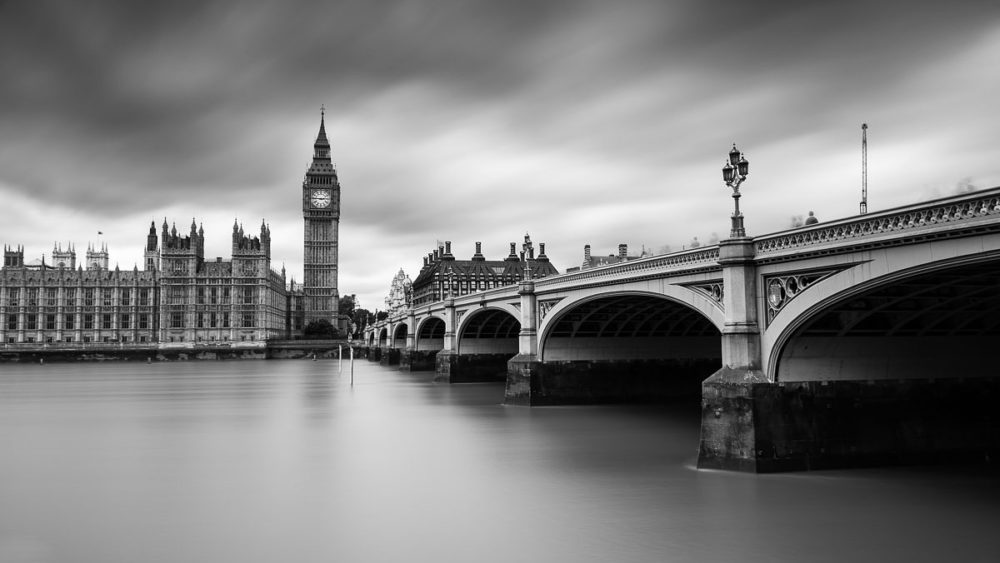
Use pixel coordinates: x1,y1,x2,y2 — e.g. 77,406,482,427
434,350,457,382
435,351,510,383
505,355,540,405
698,238,769,470
400,349,437,371
506,356,714,405
379,347,400,366
367,347,382,362
700,374,1000,472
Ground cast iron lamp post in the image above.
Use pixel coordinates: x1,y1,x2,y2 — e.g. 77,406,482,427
722,144,750,238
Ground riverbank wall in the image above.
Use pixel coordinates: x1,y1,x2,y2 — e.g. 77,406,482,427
0,340,364,362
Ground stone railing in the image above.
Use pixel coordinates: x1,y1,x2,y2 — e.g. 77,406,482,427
755,187,1000,257
535,246,721,289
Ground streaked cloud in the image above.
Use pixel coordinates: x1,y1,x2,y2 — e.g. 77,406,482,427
1,0,998,310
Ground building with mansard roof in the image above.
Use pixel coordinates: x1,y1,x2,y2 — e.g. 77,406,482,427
564,243,651,273
410,234,559,306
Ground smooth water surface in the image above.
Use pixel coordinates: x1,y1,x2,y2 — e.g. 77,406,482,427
1,360,998,562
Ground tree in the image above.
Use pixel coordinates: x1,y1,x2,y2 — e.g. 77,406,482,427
352,307,372,335
303,319,338,340
339,294,357,319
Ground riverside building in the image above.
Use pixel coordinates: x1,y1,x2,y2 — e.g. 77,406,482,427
410,234,559,306
0,113,342,354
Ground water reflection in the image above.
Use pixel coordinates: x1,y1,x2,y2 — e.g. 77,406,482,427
0,361,997,563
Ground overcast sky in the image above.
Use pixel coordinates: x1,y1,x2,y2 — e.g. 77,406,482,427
2,0,999,311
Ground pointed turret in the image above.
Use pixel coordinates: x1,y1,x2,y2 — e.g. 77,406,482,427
308,108,336,176
146,221,158,251
314,107,330,152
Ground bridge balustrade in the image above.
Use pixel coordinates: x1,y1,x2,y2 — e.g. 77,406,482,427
362,186,1000,472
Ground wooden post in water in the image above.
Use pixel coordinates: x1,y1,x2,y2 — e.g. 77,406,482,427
338,345,343,373
350,346,354,386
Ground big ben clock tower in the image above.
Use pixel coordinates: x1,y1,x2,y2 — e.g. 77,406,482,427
302,108,340,326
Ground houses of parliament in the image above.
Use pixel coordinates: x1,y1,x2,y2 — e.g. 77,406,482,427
0,114,342,353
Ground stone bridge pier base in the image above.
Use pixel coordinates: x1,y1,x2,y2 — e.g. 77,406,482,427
435,352,511,383
367,347,382,362
506,356,716,405
698,237,770,470
699,374,1000,472
400,349,438,371
379,348,400,366
504,354,540,405
434,350,457,382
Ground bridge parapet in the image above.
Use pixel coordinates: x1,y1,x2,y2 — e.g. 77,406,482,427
533,246,721,292
754,187,1000,262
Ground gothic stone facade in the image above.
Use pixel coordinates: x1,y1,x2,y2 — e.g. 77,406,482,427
302,112,341,326
157,219,289,347
1,114,340,351
2,245,158,346
0,219,289,350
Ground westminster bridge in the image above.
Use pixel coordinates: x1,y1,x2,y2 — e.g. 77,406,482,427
363,187,1000,472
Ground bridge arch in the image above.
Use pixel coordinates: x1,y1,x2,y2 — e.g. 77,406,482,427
456,307,520,355
392,322,409,349
376,327,388,348
415,315,446,352
538,291,723,362
769,253,1000,382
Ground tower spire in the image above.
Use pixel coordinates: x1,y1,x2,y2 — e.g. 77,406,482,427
315,106,329,150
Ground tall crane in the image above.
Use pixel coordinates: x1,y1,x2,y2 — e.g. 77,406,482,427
860,123,868,215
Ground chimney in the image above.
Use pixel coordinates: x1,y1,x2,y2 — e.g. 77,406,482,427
505,242,519,262
584,244,591,264
472,242,485,261
444,241,452,257
433,249,440,261
619,244,627,259
423,256,429,267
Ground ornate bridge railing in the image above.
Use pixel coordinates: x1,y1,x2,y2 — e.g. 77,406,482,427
754,186,1000,260
533,246,721,292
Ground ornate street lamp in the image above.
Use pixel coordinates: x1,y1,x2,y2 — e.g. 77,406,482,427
722,143,750,238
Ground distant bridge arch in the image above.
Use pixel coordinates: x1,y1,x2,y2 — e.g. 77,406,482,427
415,315,446,352
456,307,520,355
392,322,409,349
537,290,724,362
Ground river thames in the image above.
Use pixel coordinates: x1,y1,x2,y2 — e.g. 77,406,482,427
1,360,997,562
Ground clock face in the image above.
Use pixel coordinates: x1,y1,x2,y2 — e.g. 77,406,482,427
311,189,331,208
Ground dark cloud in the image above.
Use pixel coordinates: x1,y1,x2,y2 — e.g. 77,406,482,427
1,0,999,308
